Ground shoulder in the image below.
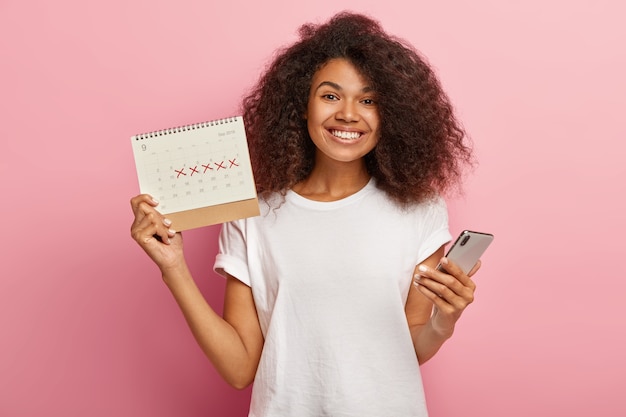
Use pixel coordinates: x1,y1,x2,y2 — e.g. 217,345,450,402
220,191,286,236
372,180,448,216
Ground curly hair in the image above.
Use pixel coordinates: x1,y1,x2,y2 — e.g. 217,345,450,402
241,11,474,206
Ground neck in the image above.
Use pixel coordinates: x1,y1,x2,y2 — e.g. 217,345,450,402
292,158,371,202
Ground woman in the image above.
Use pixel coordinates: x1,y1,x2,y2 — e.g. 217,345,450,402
131,11,478,416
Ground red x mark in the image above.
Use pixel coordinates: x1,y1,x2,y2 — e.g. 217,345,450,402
202,163,213,173
189,166,199,176
228,158,239,168
214,161,226,170
175,168,187,178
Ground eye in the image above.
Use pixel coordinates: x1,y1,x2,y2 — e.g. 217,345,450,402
361,98,376,106
322,93,339,101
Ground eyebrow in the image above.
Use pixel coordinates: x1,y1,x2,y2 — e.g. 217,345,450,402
315,81,374,93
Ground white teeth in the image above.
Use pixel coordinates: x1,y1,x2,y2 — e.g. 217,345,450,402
331,130,361,140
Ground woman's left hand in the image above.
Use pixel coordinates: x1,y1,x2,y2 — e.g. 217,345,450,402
413,258,481,338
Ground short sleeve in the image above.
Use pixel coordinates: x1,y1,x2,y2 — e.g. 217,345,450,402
416,197,452,263
213,220,252,286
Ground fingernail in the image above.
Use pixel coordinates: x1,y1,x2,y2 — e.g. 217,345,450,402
168,229,176,236
440,257,449,265
418,265,428,272
151,197,159,205
163,218,172,226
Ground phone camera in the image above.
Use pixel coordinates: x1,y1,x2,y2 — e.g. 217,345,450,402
460,235,471,246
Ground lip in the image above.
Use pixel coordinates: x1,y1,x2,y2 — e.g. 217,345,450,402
325,127,366,143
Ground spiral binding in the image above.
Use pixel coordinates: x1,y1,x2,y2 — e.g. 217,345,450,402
133,116,239,140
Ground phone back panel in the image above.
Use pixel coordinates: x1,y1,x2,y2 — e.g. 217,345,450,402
444,230,494,274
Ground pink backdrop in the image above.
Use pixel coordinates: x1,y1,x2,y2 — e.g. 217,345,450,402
1,0,624,416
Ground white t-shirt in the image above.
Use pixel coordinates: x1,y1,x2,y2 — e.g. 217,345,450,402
214,179,451,417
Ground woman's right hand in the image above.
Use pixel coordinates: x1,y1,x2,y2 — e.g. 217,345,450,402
130,194,185,273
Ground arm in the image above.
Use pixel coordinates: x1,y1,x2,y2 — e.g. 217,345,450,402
130,195,264,389
164,268,263,389
405,245,480,364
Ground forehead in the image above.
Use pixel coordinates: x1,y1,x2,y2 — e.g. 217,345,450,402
311,58,372,90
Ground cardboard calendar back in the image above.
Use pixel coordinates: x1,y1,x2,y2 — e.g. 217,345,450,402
130,116,260,231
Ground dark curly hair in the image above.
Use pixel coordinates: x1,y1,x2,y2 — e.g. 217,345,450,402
241,11,474,206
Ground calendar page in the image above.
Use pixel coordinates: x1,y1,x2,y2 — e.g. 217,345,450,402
131,116,259,230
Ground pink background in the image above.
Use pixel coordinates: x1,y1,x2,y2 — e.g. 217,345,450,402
1,0,624,416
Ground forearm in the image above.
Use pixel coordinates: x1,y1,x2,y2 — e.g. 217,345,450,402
162,266,258,388
130,198,259,387
410,319,454,365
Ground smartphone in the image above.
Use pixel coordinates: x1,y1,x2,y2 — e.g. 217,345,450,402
437,230,494,274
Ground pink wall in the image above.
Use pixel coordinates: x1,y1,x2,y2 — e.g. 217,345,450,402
1,0,624,416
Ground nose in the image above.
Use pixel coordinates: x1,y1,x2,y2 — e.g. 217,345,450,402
336,100,359,122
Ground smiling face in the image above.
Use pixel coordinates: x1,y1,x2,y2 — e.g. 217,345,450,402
304,58,380,167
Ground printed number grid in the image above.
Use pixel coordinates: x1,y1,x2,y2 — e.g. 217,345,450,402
132,118,256,215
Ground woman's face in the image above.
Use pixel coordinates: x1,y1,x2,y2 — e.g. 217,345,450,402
305,58,380,165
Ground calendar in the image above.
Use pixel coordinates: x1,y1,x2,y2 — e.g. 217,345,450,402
131,116,259,230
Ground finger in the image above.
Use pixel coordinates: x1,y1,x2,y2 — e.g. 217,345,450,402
438,258,474,287
131,210,162,243
156,217,177,244
130,194,159,216
130,195,163,226
130,201,161,234
415,264,467,296
414,274,474,315
414,280,457,313
132,209,175,245
414,264,475,306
